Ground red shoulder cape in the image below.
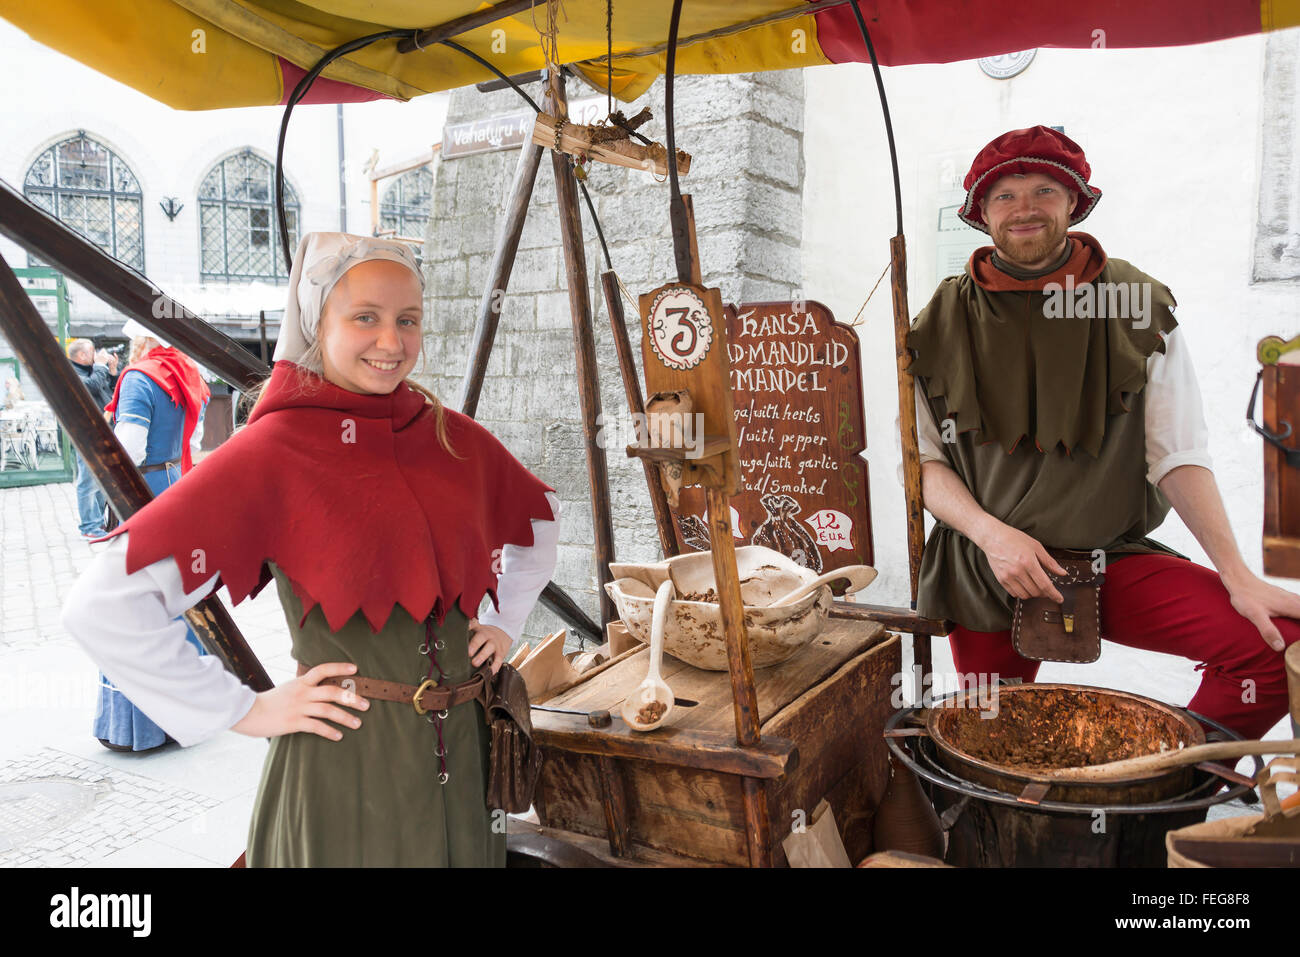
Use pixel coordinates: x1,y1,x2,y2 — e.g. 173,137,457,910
105,346,212,472
102,362,556,633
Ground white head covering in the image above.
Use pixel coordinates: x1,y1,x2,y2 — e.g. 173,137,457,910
273,232,424,365
121,318,171,348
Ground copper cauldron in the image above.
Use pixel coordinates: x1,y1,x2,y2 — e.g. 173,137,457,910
926,683,1206,806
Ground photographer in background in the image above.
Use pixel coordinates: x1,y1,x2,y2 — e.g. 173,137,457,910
66,338,117,538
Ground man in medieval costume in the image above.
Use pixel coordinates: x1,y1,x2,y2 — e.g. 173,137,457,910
908,125,1300,740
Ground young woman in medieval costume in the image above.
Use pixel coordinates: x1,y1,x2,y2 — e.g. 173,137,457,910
63,233,561,866
93,319,210,753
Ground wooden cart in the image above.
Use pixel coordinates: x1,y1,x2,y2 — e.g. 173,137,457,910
523,618,900,866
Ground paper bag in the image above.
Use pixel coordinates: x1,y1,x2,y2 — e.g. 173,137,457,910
781,798,851,868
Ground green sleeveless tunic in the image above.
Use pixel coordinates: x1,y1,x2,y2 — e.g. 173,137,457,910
245,566,504,867
907,257,1186,632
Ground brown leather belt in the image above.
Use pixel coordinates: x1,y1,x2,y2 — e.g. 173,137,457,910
140,457,181,473
295,661,486,715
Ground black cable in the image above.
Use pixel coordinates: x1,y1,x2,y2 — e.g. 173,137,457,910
440,39,542,113
847,0,903,237
577,178,613,271
275,29,413,264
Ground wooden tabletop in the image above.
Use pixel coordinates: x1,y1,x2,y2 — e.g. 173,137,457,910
539,616,886,733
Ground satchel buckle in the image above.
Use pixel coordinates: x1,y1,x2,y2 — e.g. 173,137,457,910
1063,614,1075,633
412,678,437,715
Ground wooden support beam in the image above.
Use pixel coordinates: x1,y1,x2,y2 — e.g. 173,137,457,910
596,756,632,857
547,79,618,628
601,271,678,557
531,711,797,779
741,776,773,868
531,113,690,178
458,138,544,417
0,250,272,693
707,487,762,747
890,233,933,679
0,179,265,390
830,601,950,637
397,0,535,54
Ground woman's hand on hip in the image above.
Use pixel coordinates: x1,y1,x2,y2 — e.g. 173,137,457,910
231,662,370,741
975,519,1066,603
467,618,511,674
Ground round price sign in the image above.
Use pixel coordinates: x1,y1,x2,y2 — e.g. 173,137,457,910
647,287,713,370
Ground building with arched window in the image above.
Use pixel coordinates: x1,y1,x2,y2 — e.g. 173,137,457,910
199,149,300,282
378,164,433,245
24,131,144,271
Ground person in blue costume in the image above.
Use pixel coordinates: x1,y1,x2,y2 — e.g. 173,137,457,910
92,320,210,753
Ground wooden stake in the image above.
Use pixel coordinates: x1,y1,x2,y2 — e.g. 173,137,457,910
890,233,932,679
548,79,618,628
458,138,544,417
601,270,678,557
706,487,762,746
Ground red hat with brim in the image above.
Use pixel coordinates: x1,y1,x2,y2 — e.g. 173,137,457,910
959,126,1102,233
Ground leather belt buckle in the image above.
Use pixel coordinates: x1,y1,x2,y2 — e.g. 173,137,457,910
412,678,437,715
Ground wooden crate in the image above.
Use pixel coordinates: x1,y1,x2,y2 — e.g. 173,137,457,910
530,618,901,866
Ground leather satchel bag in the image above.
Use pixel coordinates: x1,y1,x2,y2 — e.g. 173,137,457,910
1011,548,1104,663
475,662,543,813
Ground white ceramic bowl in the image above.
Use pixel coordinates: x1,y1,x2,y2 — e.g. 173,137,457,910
605,546,865,671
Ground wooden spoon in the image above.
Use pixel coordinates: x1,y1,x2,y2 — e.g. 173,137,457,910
1041,738,1300,782
622,578,676,732
768,564,878,607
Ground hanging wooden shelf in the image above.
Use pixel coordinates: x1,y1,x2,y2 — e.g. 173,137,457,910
624,433,731,464
532,112,691,177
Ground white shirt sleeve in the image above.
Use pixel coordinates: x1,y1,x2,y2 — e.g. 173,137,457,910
61,532,258,747
1145,327,1214,486
190,403,206,454
115,422,149,466
895,386,947,486
477,491,561,641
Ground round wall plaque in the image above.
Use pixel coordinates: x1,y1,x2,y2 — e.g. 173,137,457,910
978,49,1037,79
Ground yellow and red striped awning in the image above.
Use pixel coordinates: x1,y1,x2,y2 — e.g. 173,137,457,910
2,0,1298,110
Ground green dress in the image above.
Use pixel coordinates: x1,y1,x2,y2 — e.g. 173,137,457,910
245,566,505,867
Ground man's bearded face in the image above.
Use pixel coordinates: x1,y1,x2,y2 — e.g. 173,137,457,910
979,172,1078,269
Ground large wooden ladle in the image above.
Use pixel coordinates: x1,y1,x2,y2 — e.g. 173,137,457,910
768,564,878,608
1041,738,1300,782
622,579,676,732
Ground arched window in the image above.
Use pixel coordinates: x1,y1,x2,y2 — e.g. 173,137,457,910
24,131,144,270
199,150,299,282
379,166,433,244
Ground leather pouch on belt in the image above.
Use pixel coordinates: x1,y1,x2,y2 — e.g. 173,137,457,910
475,662,543,814
1011,548,1104,663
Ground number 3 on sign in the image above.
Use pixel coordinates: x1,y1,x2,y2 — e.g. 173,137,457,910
648,287,714,370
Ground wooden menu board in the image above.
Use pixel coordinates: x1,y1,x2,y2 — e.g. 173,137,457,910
675,300,873,575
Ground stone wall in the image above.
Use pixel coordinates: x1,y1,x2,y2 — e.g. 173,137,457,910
416,70,805,642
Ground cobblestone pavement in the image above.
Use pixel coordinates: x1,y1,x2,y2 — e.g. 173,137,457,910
0,481,1283,866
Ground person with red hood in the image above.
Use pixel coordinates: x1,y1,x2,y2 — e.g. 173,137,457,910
908,126,1300,740
62,233,560,866
88,320,211,752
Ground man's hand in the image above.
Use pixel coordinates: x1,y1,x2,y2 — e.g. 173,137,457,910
1222,570,1300,653
1159,465,1300,653
974,518,1066,603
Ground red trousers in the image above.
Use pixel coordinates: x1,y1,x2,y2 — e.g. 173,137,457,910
947,553,1300,740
